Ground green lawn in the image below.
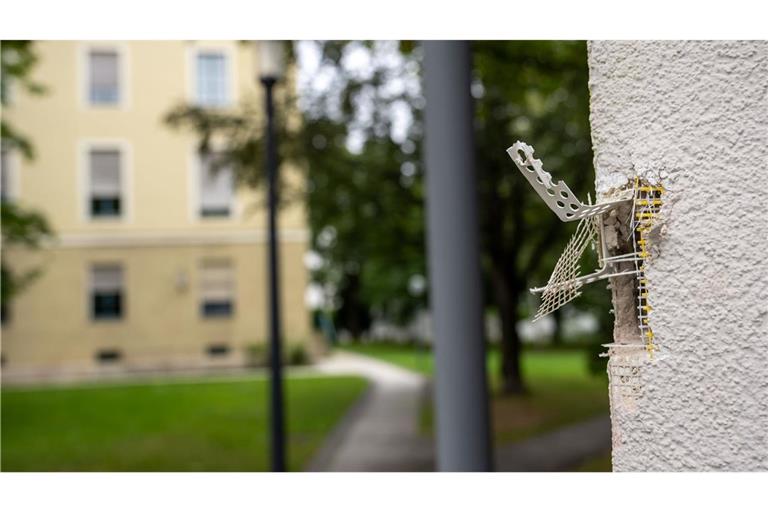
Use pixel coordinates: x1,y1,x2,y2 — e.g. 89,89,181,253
1,375,367,471
577,451,612,472
342,344,609,443
343,343,437,375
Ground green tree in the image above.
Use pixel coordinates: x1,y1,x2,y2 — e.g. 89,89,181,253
1,41,53,310
166,41,427,339
166,40,610,393
299,42,427,335
472,41,601,392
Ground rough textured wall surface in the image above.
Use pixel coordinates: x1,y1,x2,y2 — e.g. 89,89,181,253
588,41,768,471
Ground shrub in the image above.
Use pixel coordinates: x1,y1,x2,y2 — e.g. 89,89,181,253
245,344,267,368
287,344,309,366
244,343,311,367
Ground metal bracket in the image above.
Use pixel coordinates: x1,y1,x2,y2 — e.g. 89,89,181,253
507,141,631,222
507,140,638,321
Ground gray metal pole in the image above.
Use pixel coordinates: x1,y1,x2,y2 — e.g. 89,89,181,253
422,41,493,471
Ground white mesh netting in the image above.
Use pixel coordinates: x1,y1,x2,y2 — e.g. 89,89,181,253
533,216,599,321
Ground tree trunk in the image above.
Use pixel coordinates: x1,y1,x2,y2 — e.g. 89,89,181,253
551,307,563,345
493,269,526,394
338,272,367,340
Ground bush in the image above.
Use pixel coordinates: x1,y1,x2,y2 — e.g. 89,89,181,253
245,344,267,368
286,344,310,366
244,343,311,367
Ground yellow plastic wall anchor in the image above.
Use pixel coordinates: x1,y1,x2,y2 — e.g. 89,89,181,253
635,180,663,357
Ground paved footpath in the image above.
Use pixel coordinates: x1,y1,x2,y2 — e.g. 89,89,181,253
308,351,433,471
495,414,611,471
308,350,611,472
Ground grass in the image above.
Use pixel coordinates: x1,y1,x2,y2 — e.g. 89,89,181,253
343,343,437,375
342,343,608,443
1,375,367,471
577,452,612,472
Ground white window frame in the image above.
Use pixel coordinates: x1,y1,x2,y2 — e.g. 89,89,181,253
78,139,133,223
79,42,129,110
188,145,240,222
187,43,238,108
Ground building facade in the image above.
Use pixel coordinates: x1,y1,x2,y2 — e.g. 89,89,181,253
1,41,311,381
589,40,767,470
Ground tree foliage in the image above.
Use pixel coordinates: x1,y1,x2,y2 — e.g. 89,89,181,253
165,40,611,392
1,41,53,309
472,41,608,391
166,41,427,336
299,42,427,332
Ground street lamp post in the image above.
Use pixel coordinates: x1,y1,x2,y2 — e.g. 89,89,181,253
257,40,287,472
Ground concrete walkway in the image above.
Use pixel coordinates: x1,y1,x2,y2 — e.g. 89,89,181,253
495,415,611,471
307,350,611,472
308,351,432,471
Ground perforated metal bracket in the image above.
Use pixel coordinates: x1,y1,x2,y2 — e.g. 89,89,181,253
507,141,631,222
507,140,642,322
509,140,665,356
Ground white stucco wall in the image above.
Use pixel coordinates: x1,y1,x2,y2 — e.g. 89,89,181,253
588,41,768,471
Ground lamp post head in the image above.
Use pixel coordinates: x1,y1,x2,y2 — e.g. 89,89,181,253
257,41,286,83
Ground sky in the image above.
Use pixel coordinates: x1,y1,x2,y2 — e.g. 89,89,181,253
295,41,420,154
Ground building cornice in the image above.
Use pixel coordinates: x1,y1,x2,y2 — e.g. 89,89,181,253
50,229,309,249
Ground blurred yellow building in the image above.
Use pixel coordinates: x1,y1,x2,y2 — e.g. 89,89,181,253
1,41,310,381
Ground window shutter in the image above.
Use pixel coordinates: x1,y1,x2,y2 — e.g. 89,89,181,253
89,50,119,103
90,150,121,197
1,149,9,201
199,153,233,215
92,265,123,293
201,260,234,302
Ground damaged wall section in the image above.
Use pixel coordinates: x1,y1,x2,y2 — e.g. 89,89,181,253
588,41,768,471
602,200,640,344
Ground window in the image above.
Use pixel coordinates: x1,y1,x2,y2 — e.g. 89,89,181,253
96,349,122,364
0,71,9,105
89,148,122,218
207,343,230,357
1,148,14,202
200,259,234,318
0,149,7,201
91,264,124,320
195,51,229,107
88,50,120,105
199,152,234,218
